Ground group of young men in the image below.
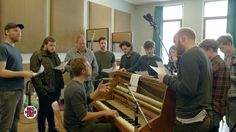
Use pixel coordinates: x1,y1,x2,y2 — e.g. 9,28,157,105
0,22,235,132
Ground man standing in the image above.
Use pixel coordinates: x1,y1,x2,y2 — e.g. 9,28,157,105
158,28,212,132
128,40,162,77
0,22,33,132
217,34,236,132
64,57,118,132
199,39,231,132
119,41,140,70
94,37,117,79
30,36,64,132
64,35,98,111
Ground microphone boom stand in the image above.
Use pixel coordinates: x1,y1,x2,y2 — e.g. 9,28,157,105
126,84,152,132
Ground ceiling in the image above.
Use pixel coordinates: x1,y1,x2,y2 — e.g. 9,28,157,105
124,0,175,5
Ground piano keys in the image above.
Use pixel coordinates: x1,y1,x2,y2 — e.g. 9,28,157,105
93,71,176,132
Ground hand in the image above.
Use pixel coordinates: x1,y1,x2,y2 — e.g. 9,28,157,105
96,80,110,93
172,56,178,63
157,73,166,83
92,80,110,100
119,68,127,72
22,71,34,78
112,67,117,71
103,110,119,118
60,68,65,73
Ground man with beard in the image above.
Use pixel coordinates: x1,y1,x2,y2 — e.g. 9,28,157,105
127,40,162,77
64,57,118,132
157,27,212,132
0,22,33,132
119,41,140,70
94,37,117,79
30,36,64,132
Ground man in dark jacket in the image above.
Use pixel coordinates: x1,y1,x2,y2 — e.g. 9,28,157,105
158,28,212,132
30,36,64,132
127,40,162,77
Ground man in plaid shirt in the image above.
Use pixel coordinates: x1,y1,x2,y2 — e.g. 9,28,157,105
217,34,236,132
199,39,231,132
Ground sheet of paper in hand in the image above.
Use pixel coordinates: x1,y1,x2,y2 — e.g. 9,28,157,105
33,65,44,76
149,61,171,75
53,60,69,70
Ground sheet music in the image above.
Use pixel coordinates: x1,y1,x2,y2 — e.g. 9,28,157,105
129,74,141,92
53,60,69,70
101,67,112,73
153,61,171,75
150,65,166,74
101,67,117,74
134,71,149,76
33,65,44,76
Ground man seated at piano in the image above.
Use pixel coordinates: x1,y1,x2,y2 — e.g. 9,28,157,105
126,40,162,77
64,57,119,132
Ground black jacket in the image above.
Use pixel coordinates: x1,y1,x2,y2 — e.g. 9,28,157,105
30,50,64,95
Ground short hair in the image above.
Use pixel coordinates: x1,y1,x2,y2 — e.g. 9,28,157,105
217,34,233,45
43,36,56,45
143,40,155,49
169,45,177,53
70,58,86,77
98,37,107,43
119,41,133,49
177,27,196,40
75,34,85,43
199,39,218,52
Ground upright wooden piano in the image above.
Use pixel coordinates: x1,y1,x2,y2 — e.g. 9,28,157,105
94,71,176,132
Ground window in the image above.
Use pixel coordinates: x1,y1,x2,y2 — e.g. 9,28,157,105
162,5,182,64
204,0,228,39
204,0,228,58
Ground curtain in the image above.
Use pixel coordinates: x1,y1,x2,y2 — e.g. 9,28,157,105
153,6,163,57
227,0,236,47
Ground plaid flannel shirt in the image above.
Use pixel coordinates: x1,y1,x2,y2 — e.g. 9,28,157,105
211,55,231,115
228,50,236,98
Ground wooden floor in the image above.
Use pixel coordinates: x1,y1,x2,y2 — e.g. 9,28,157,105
18,113,38,132
18,112,61,132
18,114,231,132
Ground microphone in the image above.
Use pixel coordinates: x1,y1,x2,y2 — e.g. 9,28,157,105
143,13,153,23
143,13,169,56
143,13,157,30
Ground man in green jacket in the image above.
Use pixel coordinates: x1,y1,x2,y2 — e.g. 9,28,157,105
30,36,64,132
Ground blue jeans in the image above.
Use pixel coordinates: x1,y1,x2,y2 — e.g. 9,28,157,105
0,90,22,132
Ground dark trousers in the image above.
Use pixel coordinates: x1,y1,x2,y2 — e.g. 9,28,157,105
0,90,22,132
37,92,56,132
226,97,236,132
208,111,223,132
174,115,211,132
